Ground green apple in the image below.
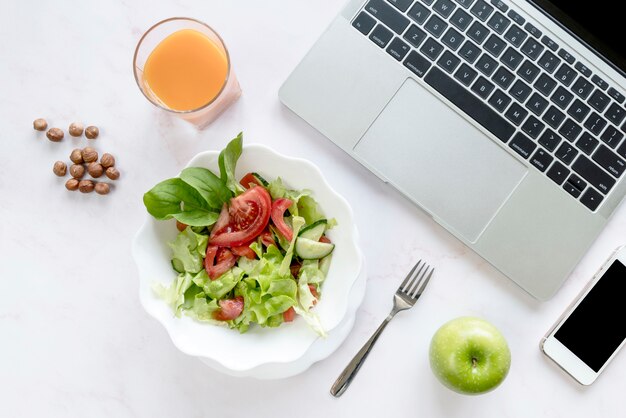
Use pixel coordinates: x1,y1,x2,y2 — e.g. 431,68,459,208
429,317,511,395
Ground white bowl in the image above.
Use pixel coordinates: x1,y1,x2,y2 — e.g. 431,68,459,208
132,144,364,378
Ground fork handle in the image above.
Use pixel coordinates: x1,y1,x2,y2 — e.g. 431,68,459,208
330,312,396,397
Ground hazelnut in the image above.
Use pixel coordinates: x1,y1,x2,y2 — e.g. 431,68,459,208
100,153,115,168
53,161,67,177
46,128,64,142
105,167,120,180
65,178,79,191
85,125,99,139
88,162,104,178
70,164,85,179
68,122,84,137
82,147,98,163
94,182,110,195
70,149,83,164
176,221,187,232
78,180,95,193
33,118,48,131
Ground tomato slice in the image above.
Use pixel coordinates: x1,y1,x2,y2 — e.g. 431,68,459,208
240,172,263,189
319,236,331,244
214,296,244,321
283,306,296,322
231,242,256,260
205,245,237,280
210,186,272,247
260,230,276,247
271,198,294,241
176,221,188,232
290,261,301,278
210,204,230,239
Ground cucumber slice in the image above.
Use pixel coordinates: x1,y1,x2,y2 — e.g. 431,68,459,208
319,254,332,276
299,219,327,241
295,237,335,260
251,172,269,187
171,258,185,273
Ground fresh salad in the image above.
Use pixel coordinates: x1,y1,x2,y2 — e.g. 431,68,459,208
142,133,335,336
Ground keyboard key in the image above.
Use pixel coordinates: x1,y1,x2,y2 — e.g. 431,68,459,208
433,0,457,17
572,156,616,194
568,174,587,191
471,0,494,21
534,73,557,96
404,24,428,47
490,0,508,12
386,37,411,60
543,106,565,129
454,63,479,85
526,92,549,116
437,50,462,73
530,148,554,172
504,24,527,47
559,118,583,141
366,0,410,34
601,125,624,148
591,74,609,91
554,64,576,86
441,28,465,50
525,22,542,39
520,38,544,60
476,54,498,76
388,0,414,11
538,51,561,73
522,116,545,138
571,77,594,100
425,67,516,142
580,188,603,211
500,47,523,70
605,103,626,126
593,145,626,177
618,142,626,159
353,12,377,35
567,99,591,123
420,37,445,60
563,181,582,198
551,86,574,109
492,66,515,88
488,88,511,112
608,87,625,104
509,132,536,158
487,12,510,34
505,102,529,125
507,9,525,25
584,112,607,135
557,49,575,64
454,0,475,8
576,132,599,155
517,60,540,83
539,129,561,151
468,21,490,44
424,15,448,37
459,40,481,63
472,76,495,98
404,50,432,77
574,62,592,77
369,24,394,48
588,90,610,112
541,35,558,51
556,143,578,165
547,161,570,185
510,79,532,102
450,8,472,30
484,34,507,57
408,2,431,24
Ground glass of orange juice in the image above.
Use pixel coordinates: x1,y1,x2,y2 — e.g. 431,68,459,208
133,17,241,129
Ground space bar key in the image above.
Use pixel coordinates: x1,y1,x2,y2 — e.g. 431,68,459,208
424,67,515,143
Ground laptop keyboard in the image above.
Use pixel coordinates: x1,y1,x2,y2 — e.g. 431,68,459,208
352,0,626,211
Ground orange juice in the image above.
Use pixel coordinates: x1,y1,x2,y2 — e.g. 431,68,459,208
143,29,229,111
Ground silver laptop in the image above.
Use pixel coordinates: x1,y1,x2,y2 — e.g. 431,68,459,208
279,0,626,299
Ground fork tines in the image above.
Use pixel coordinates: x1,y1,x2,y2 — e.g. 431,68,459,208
399,259,434,299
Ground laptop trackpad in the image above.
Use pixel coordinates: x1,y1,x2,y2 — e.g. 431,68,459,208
354,78,527,242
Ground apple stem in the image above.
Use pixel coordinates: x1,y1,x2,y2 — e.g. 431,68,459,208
472,357,478,368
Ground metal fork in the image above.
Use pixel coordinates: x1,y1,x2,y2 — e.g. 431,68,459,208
330,260,434,397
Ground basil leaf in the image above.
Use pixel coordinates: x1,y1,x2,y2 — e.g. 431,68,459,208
218,132,245,195
143,178,218,226
173,210,219,227
180,167,232,210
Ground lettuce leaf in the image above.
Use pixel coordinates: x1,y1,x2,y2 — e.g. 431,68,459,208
169,228,208,274
197,267,245,300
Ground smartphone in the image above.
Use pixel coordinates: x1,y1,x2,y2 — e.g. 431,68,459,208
541,245,626,385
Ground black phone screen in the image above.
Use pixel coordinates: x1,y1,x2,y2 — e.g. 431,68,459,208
555,260,626,372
